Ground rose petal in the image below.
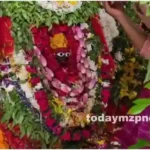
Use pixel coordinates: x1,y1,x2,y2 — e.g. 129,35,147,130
34,46,41,56
40,55,47,67
60,84,71,93
51,79,61,89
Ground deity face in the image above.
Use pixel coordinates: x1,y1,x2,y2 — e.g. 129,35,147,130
54,48,71,66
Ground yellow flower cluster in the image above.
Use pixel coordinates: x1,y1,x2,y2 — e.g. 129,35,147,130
50,97,90,128
119,48,142,100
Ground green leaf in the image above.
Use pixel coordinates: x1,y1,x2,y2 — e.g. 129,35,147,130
18,115,24,124
133,98,150,105
20,126,26,138
129,139,150,149
27,126,32,137
144,81,150,89
0,9,2,16
128,104,149,115
146,7,150,16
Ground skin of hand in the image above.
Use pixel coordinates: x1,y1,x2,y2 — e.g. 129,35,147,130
133,2,150,29
102,2,148,52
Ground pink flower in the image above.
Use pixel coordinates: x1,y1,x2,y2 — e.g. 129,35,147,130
52,125,62,135
30,77,41,87
82,130,91,139
73,133,81,141
61,132,71,141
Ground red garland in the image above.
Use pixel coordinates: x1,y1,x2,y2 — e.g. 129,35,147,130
0,17,14,57
91,15,116,106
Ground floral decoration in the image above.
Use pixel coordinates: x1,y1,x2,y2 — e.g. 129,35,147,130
38,1,82,14
0,1,148,149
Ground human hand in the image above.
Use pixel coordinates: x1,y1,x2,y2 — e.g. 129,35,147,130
102,2,125,20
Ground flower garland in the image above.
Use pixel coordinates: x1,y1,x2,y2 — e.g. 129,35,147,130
38,1,82,14
91,10,118,107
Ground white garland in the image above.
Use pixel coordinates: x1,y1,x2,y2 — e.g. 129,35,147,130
98,9,119,52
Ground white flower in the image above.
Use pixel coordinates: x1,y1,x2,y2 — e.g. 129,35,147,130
89,88,96,97
29,98,40,110
21,82,33,98
87,33,94,39
80,23,89,30
102,81,110,87
98,9,119,52
34,83,43,91
86,43,92,52
16,66,29,81
102,58,109,65
14,50,27,65
88,57,97,71
1,81,14,92
115,51,124,62
5,84,14,92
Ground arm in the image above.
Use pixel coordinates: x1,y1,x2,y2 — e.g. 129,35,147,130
103,2,148,51
117,13,147,51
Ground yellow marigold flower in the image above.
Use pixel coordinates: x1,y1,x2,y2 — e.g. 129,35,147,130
68,1,78,6
50,33,68,49
0,129,9,149
56,1,64,6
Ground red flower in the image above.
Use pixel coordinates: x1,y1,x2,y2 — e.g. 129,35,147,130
82,130,91,139
55,69,67,82
42,110,51,118
0,17,14,57
26,65,37,74
38,100,49,112
46,118,56,128
35,90,47,101
61,132,71,141
101,89,111,104
30,77,41,87
73,133,81,141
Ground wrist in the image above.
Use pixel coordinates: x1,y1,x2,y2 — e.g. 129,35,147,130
115,12,127,24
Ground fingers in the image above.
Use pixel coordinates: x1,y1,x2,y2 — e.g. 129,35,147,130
102,2,111,13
